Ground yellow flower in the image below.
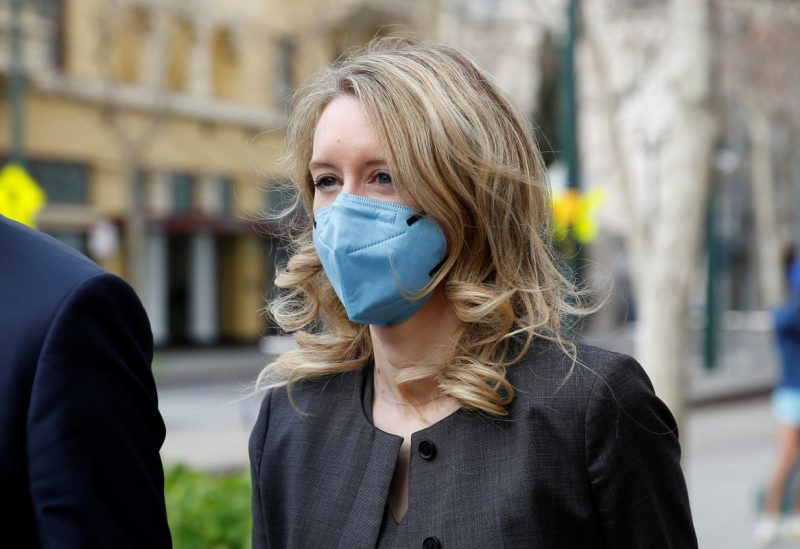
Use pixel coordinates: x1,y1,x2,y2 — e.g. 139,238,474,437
552,187,605,244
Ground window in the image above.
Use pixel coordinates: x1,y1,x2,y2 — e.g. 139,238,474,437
166,18,194,91
171,173,194,213
26,160,89,204
37,0,65,71
212,28,240,99
0,157,89,205
110,7,150,84
217,177,234,215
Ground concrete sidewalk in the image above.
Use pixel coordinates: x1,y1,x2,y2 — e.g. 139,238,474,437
684,394,778,549
153,330,779,406
153,345,271,387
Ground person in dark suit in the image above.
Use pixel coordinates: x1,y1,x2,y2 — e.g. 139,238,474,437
0,214,172,547
250,37,696,548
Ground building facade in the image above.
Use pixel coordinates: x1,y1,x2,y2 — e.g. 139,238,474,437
0,0,435,345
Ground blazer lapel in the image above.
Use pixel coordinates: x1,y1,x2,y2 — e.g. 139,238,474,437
337,428,402,548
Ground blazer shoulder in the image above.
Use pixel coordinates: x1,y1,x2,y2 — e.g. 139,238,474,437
250,367,366,470
513,337,643,383
262,366,366,418
508,337,655,412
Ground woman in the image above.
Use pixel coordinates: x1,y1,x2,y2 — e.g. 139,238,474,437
754,259,800,546
251,37,696,548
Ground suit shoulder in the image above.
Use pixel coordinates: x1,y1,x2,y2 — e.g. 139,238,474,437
0,214,103,285
53,271,147,325
0,217,142,358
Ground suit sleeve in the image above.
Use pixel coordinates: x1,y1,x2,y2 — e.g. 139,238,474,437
584,355,697,549
249,388,273,549
26,273,172,548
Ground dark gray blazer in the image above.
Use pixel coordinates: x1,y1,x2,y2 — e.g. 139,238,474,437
250,340,697,548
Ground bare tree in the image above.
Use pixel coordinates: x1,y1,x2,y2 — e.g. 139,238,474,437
95,2,170,296
434,0,564,121
582,0,718,427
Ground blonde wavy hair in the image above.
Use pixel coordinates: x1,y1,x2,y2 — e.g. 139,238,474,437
257,37,587,416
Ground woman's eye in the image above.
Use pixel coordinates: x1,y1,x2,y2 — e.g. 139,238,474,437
313,176,339,190
374,172,393,186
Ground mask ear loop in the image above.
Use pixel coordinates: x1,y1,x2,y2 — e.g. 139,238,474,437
389,213,447,300
428,257,446,277
410,213,447,277
406,213,424,226
389,255,447,302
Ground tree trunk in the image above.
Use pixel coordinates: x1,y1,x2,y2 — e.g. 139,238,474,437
635,108,715,429
582,0,717,427
633,0,717,428
637,275,690,428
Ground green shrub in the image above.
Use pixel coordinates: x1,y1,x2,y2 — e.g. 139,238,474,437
164,463,251,549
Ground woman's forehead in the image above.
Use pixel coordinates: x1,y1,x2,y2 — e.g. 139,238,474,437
311,97,387,167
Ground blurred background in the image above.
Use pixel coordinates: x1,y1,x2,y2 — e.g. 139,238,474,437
2,0,799,547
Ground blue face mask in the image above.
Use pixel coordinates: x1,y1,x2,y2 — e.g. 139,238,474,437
312,193,447,327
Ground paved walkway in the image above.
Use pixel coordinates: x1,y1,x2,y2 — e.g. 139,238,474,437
685,395,777,549
154,329,780,405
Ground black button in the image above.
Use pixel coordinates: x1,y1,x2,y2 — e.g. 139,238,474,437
423,537,440,549
418,440,436,461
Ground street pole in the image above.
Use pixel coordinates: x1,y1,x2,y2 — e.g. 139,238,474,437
562,0,580,195
9,0,25,165
560,0,581,335
703,173,721,371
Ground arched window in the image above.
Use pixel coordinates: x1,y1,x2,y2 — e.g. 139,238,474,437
166,18,194,91
211,28,241,99
110,7,149,84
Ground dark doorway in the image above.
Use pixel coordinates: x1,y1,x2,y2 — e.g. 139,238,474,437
167,234,190,344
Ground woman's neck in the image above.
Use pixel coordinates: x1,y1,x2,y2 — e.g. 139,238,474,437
369,288,462,406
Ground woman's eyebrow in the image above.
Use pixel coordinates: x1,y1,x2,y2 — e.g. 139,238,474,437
308,159,388,171
308,160,334,171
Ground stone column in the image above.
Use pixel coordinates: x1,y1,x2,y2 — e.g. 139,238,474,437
148,171,171,215
145,229,169,345
197,174,219,215
189,230,217,343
